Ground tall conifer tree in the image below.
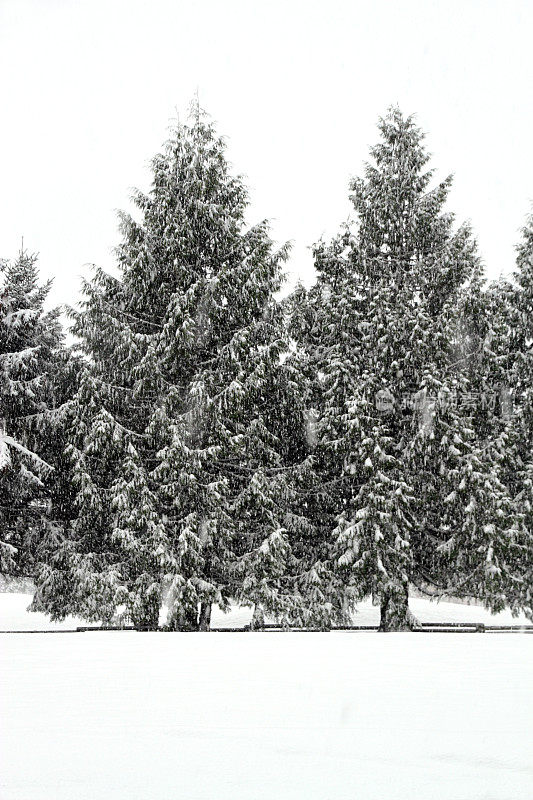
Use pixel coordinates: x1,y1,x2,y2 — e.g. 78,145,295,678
293,109,504,628
0,250,67,577
34,107,309,628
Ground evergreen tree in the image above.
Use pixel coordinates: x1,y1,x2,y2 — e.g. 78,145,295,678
34,107,310,629
293,108,503,629
485,210,533,617
440,212,533,618
0,249,68,577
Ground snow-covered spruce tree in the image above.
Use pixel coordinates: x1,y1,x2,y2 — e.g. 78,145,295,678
33,107,310,629
431,211,533,618
432,264,529,613
482,210,533,617
0,249,67,578
507,212,533,615
293,108,501,629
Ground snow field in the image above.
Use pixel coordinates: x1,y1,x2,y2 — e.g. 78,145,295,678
0,594,532,800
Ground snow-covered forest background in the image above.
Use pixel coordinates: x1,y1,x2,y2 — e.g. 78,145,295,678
1,2,532,798
2,99,532,631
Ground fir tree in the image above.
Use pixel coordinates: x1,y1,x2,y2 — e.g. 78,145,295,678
293,109,499,629
0,249,67,577
485,210,533,617
437,212,533,618
34,106,309,629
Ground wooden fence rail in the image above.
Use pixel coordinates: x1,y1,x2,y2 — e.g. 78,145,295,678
1,623,533,634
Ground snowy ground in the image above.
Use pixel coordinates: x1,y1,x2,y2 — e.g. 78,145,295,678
1,594,532,800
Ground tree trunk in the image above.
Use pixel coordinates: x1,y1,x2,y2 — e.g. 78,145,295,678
131,590,161,630
249,604,265,630
132,613,159,631
379,582,419,631
198,601,212,631
167,604,200,631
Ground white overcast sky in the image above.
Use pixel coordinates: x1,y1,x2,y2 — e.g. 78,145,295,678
1,0,532,308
